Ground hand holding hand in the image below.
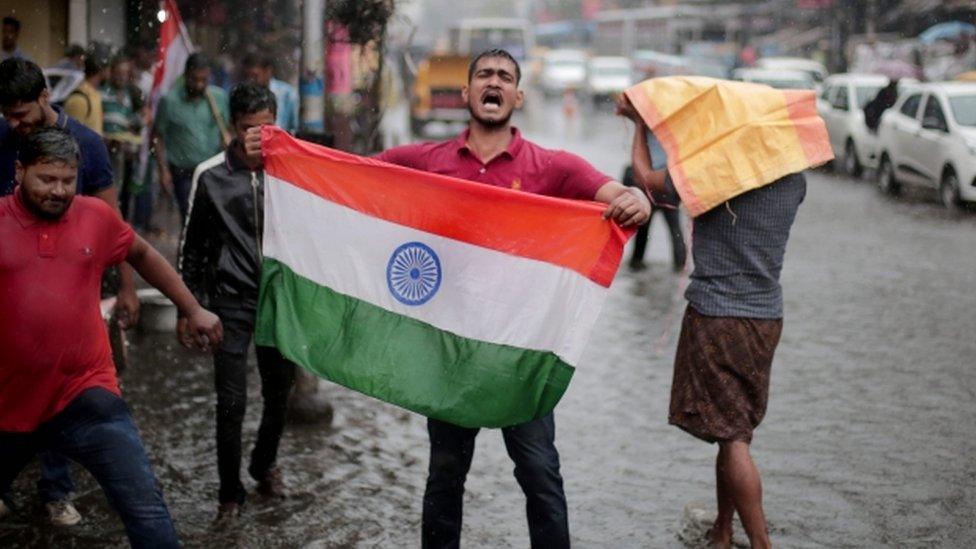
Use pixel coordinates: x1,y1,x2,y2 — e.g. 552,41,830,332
179,308,223,352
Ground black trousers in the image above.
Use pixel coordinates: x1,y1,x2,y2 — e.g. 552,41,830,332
621,165,687,269
422,414,569,549
213,307,296,504
630,206,687,269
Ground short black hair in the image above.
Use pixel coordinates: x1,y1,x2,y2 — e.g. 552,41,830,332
64,43,86,58
468,48,521,84
242,53,273,70
0,58,47,106
19,127,80,167
3,16,21,32
229,82,277,123
83,45,110,77
185,52,210,73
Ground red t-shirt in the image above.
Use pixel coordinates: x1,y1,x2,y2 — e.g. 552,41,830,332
375,127,612,200
0,193,134,432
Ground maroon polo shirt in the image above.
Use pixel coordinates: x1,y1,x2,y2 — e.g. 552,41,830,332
0,192,134,432
375,127,611,200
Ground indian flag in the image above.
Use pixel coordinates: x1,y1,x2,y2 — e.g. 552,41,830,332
254,128,630,428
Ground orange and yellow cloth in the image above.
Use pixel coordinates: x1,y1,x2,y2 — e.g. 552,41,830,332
625,76,834,217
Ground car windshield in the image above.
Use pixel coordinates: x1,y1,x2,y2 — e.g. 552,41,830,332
855,86,885,109
948,95,976,126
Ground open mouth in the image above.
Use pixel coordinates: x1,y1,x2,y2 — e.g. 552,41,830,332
481,90,503,110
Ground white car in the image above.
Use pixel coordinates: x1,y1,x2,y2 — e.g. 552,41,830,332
817,73,893,177
755,57,828,85
731,68,816,90
584,56,633,102
540,49,587,97
876,82,976,208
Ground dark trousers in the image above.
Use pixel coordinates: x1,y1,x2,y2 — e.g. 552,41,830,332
213,307,296,504
422,414,569,549
169,164,195,224
630,206,687,269
0,388,179,548
120,186,153,232
37,451,74,503
621,165,687,270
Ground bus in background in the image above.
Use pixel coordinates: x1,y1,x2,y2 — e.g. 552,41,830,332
410,18,534,137
449,18,535,61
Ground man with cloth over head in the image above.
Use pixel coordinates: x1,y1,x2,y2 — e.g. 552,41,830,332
619,93,806,549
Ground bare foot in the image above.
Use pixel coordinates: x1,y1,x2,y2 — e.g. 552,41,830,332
706,525,732,549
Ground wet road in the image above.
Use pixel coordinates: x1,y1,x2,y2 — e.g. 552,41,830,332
4,95,976,548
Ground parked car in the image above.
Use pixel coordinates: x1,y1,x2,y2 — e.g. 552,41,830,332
876,82,976,208
540,49,588,97
818,73,897,177
731,68,816,90
755,56,828,84
631,50,691,80
584,56,633,102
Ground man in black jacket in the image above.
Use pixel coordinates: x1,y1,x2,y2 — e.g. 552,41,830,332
178,83,295,525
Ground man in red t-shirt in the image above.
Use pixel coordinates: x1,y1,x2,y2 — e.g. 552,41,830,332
0,127,223,547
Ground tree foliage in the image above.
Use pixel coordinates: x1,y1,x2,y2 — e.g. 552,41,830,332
326,0,395,45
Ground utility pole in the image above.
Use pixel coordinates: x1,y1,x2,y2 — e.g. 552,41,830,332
866,0,877,38
301,0,326,133
291,0,334,427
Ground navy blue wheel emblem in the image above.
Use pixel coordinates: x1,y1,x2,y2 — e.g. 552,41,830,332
386,242,442,306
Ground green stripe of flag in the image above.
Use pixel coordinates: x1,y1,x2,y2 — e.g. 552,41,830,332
255,258,575,428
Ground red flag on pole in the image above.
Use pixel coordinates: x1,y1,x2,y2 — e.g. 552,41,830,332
138,0,194,184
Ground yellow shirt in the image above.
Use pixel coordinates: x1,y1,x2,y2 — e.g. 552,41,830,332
64,81,104,136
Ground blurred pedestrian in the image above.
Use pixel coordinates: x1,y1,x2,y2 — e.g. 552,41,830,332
64,46,110,135
131,42,156,99
0,56,142,526
153,52,230,222
1,16,27,62
620,93,804,549
621,127,686,272
863,79,899,133
102,54,151,232
55,44,86,71
368,49,649,549
561,87,578,135
179,82,296,526
0,126,222,547
242,53,299,134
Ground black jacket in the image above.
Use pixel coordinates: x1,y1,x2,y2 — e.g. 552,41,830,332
178,145,264,311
